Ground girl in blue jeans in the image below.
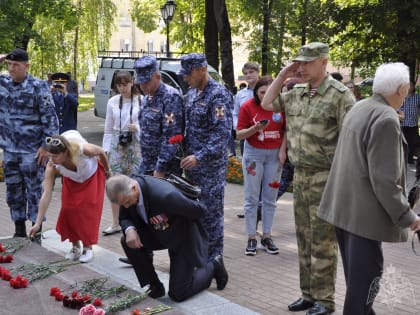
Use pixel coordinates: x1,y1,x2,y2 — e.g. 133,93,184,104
236,76,287,256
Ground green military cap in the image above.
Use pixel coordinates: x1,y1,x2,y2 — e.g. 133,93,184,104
293,42,329,62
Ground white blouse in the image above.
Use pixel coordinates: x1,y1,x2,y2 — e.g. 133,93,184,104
102,94,142,152
54,130,98,183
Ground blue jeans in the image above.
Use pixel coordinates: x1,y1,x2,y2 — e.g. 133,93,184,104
242,141,282,236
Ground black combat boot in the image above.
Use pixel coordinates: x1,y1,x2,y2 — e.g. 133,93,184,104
13,220,26,238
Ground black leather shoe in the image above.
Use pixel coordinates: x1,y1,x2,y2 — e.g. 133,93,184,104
148,282,165,299
213,255,228,290
306,303,332,315
288,298,314,311
118,257,131,265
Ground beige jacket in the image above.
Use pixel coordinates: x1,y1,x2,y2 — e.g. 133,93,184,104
318,94,417,242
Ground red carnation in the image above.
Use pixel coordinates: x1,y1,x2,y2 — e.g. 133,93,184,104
168,134,184,144
93,297,103,307
268,181,281,189
50,287,61,296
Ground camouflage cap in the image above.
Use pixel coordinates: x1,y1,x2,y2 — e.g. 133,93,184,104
292,42,329,62
6,48,28,62
134,56,158,84
179,53,207,76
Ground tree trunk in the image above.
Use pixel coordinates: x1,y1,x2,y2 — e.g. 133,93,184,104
261,0,273,75
204,0,219,71
212,0,235,91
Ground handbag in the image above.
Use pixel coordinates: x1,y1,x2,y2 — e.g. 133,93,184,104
165,173,201,200
408,179,420,209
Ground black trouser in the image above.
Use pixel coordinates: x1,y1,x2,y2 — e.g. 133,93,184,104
402,126,419,162
335,228,383,315
121,236,214,302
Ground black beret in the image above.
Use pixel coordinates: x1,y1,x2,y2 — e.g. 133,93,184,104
6,48,29,62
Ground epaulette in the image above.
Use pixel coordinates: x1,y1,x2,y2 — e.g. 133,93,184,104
329,79,347,93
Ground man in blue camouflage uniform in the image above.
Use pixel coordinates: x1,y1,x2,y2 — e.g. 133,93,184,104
0,48,59,238
262,43,355,315
135,55,184,178
179,53,233,261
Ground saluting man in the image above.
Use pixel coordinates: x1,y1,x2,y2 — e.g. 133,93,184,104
179,53,233,261
134,55,184,178
0,48,59,239
50,72,78,133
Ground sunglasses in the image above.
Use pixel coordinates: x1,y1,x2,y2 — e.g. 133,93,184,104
45,137,66,151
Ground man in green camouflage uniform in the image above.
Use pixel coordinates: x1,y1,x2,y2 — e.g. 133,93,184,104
262,42,355,315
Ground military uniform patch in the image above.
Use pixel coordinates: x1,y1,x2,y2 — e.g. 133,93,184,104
165,112,175,125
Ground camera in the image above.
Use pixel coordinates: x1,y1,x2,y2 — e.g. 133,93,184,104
118,131,133,146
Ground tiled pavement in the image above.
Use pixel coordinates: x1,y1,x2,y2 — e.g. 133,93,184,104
1,108,420,314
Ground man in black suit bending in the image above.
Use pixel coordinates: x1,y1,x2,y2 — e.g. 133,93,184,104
105,174,228,301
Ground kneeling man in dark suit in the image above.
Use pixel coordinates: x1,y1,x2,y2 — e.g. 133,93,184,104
106,174,228,302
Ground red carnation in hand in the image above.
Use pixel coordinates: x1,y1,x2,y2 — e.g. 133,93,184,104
0,243,5,253
268,181,281,189
168,134,185,159
168,134,184,144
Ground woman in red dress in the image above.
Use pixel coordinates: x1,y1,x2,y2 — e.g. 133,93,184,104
29,130,110,263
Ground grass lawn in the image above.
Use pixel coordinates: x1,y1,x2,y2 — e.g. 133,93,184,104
78,94,95,111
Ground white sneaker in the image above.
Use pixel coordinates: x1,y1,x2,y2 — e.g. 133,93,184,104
65,247,82,261
102,224,121,235
79,248,94,263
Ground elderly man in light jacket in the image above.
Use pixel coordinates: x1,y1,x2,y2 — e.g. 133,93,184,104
318,62,420,315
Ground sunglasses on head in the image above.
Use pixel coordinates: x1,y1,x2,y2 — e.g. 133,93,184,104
45,136,66,152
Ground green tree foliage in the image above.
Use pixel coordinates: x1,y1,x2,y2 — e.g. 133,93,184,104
0,0,116,86
326,0,420,80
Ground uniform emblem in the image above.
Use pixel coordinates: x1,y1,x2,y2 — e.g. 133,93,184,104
165,112,175,125
215,106,225,119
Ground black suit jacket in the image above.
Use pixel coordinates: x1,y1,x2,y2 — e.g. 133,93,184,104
119,175,208,267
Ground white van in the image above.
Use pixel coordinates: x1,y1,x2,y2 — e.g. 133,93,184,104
94,51,224,118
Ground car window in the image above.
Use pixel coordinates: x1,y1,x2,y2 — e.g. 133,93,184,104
161,71,183,95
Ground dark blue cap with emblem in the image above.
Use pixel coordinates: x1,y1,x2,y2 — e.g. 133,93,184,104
179,53,207,76
134,56,158,84
6,48,28,62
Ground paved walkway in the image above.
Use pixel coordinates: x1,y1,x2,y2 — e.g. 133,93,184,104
1,108,420,314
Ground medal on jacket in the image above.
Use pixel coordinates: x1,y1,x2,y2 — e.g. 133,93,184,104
150,214,169,231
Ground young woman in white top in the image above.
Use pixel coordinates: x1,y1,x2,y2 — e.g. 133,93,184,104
102,71,142,235
29,130,110,263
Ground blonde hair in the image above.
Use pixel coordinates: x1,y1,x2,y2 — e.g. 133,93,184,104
46,135,81,165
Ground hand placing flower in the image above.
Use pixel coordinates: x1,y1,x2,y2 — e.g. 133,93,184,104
168,134,184,159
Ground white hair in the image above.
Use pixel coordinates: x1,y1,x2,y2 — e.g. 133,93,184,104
372,62,410,96
106,174,137,203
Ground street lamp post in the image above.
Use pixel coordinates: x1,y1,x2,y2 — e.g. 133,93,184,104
161,0,176,57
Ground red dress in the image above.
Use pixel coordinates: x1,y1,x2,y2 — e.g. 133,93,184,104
56,164,105,246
